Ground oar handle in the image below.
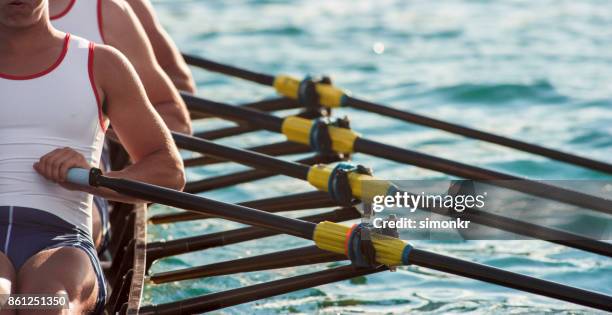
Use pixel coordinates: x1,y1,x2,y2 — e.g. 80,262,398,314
67,168,90,185
66,168,102,186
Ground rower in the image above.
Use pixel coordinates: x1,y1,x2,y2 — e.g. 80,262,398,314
126,0,196,94
48,0,193,253
0,1,185,313
49,0,192,134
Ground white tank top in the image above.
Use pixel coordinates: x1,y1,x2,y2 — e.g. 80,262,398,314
51,0,105,44
0,34,107,235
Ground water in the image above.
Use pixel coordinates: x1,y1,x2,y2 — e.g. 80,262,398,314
145,0,612,313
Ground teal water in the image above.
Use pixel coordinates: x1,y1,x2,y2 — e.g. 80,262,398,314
145,1,612,313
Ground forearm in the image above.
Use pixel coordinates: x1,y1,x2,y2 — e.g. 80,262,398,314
87,148,185,203
163,62,196,94
154,100,192,134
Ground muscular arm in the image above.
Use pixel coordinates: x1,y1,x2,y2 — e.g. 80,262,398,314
125,0,196,94
93,45,185,203
102,0,192,134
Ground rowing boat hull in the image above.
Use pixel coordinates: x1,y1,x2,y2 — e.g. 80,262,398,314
103,202,147,314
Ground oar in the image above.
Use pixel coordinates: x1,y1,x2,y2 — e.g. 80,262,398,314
181,94,612,216
184,141,309,167
150,245,343,283
191,96,324,141
192,124,256,140
149,191,337,225
67,168,612,311
142,265,387,314
182,54,612,175
185,154,339,194
192,107,324,141
183,54,275,86
147,207,361,264
171,132,612,258
190,97,299,120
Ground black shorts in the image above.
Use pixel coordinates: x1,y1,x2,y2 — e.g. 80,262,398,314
0,206,106,314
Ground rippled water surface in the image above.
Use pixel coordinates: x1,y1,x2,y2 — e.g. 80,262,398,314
145,1,612,313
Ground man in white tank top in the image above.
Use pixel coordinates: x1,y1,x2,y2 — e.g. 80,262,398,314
0,1,185,313
49,0,194,252
49,0,193,134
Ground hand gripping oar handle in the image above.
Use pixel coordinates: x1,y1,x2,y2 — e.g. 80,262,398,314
66,168,103,187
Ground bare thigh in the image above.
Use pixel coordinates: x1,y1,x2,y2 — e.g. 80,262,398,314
17,247,98,315
0,253,16,315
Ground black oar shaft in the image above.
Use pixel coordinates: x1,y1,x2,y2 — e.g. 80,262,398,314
447,208,612,257
141,265,386,315
147,208,360,261
149,191,335,225
184,93,283,131
410,249,612,311
173,132,309,180
192,124,256,141
150,246,343,283
347,97,612,174
148,225,278,262
191,97,298,120
184,141,308,167
185,154,336,194
98,176,315,239
191,100,319,142
239,97,300,111
185,168,271,192
183,53,275,86
356,139,612,214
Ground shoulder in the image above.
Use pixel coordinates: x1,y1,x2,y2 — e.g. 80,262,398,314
92,44,127,67
125,0,148,5
123,0,158,28
63,35,123,68
101,0,139,28
101,0,132,15
91,44,137,84
124,0,153,9
101,0,149,45
124,0,154,12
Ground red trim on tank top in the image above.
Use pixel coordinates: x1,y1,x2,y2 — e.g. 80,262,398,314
88,42,108,132
0,34,71,80
50,0,76,20
97,0,106,44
